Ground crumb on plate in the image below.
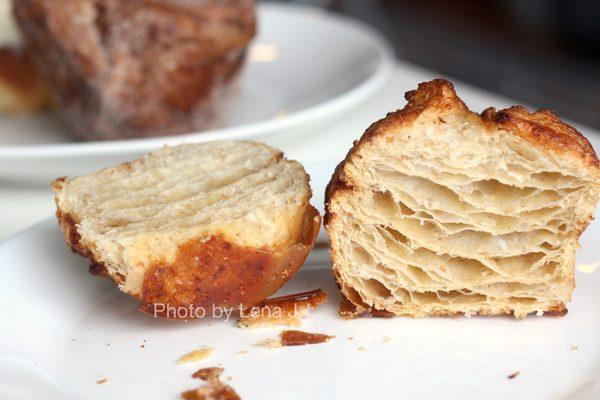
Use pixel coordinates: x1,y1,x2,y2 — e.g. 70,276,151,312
237,289,327,329
181,367,239,400
178,346,214,364
192,367,224,381
262,330,334,348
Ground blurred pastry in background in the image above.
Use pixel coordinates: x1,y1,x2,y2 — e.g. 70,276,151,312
0,46,51,115
13,0,256,140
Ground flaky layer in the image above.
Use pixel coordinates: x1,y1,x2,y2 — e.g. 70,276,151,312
54,142,320,316
325,79,600,318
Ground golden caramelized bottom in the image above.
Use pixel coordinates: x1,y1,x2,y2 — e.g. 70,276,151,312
139,206,321,318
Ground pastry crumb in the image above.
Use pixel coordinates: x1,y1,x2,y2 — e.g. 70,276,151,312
570,345,578,351
192,367,224,381
181,367,239,400
178,346,214,364
382,336,392,343
236,350,248,355
238,289,327,329
280,330,334,346
262,330,334,348
507,371,520,379
358,346,367,352
261,338,283,348
96,378,109,385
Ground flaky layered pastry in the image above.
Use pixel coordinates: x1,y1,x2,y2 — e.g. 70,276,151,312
53,142,320,317
325,79,600,318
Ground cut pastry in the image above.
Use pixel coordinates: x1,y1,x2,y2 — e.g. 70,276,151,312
325,79,600,318
53,141,320,318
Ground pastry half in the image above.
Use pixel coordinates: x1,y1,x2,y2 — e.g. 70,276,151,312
53,141,320,317
325,79,600,318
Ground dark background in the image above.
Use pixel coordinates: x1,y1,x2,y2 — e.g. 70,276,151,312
273,0,600,129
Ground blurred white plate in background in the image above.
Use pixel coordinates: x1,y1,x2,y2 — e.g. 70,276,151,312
1,160,600,399
0,3,393,183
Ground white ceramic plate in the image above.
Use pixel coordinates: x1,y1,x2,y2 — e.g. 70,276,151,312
1,160,600,400
0,3,393,183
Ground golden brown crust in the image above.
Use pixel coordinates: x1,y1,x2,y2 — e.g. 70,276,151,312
325,78,590,319
326,78,599,225
481,106,599,168
278,329,334,346
55,202,321,319
55,209,90,258
326,79,598,218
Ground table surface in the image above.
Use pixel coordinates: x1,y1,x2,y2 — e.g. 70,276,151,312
1,61,599,241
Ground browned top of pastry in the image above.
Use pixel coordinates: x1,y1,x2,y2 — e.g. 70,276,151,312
481,105,599,168
361,79,598,169
326,79,600,220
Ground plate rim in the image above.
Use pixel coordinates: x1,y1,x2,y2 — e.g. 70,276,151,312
0,2,394,159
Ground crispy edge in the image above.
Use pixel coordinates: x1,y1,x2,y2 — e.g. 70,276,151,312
324,79,468,227
324,78,596,318
481,106,600,169
54,200,127,287
325,78,599,217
